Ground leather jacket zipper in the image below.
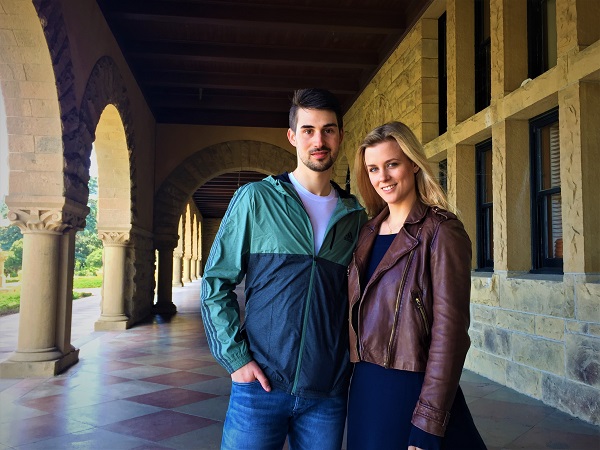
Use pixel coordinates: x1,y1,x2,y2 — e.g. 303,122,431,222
384,226,423,368
414,296,430,336
385,247,415,368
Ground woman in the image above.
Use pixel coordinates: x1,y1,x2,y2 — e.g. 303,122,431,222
347,122,486,450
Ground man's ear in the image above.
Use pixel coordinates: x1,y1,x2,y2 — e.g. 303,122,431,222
339,129,344,144
287,128,296,147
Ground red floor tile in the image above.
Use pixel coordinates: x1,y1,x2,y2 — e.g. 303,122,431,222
151,358,218,370
102,410,216,441
124,387,217,408
141,370,217,387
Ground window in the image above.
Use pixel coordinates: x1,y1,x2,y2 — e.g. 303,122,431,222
530,109,562,272
475,0,491,112
439,159,447,193
438,12,447,135
528,0,557,78
476,139,493,270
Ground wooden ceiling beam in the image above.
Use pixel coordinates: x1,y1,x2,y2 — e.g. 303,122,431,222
126,41,379,69
99,0,407,34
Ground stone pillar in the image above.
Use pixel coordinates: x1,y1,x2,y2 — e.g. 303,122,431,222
490,0,528,98
446,0,475,126
559,81,600,274
172,217,184,287
492,120,531,273
0,251,7,288
191,219,198,280
446,144,476,266
94,230,131,331
154,238,178,314
172,249,183,287
182,206,192,284
0,200,87,378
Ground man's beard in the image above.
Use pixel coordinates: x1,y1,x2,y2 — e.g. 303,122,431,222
302,148,337,172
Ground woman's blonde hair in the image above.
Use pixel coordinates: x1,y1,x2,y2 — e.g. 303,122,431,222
354,121,452,217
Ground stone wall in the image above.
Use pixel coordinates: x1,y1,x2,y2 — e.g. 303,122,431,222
343,0,600,425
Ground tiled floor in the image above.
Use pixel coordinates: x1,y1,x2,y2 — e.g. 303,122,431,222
1,281,599,449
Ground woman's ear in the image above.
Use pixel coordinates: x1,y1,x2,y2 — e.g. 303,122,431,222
413,164,420,174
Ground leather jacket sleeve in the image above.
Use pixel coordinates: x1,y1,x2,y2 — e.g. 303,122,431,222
411,217,472,436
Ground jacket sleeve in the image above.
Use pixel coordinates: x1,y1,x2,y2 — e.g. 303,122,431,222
411,217,472,436
200,185,254,374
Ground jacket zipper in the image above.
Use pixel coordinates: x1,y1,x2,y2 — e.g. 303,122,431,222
414,296,430,336
384,226,423,368
291,257,317,394
350,258,362,359
384,248,415,368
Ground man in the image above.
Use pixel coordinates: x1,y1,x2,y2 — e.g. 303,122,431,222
200,88,367,450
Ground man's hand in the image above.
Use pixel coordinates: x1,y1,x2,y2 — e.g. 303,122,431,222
231,361,271,392
408,446,424,450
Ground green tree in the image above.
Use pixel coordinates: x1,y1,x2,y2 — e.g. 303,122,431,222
86,248,103,271
0,203,22,251
5,238,23,277
74,177,102,274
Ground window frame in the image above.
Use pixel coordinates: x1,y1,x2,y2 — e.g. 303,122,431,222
527,0,557,79
438,12,447,135
474,0,491,112
476,139,494,271
529,108,563,273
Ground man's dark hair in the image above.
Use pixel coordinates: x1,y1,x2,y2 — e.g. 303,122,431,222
289,88,343,131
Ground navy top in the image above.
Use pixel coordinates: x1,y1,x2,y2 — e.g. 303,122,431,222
354,232,442,449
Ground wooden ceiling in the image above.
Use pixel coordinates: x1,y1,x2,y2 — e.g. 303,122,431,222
96,0,432,218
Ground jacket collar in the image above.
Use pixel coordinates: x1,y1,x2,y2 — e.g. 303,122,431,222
354,200,428,278
273,172,353,199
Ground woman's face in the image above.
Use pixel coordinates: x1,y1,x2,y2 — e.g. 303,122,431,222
364,139,419,207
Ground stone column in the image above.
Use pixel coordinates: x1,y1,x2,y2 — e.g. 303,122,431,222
0,200,87,378
191,219,198,280
446,0,475,126
94,230,131,331
492,119,531,273
559,81,600,274
182,205,192,284
0,251,7,288
172,249,183,287
154,237,178,314
446,144,476,266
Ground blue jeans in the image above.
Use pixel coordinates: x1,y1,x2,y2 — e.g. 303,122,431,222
221,380,347,450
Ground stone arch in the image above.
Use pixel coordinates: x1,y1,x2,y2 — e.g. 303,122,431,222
154,140,295,241
79,56,137,224
94,104,132,230
1,1,70,202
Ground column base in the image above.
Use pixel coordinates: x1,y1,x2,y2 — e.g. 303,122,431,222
153,302,177,315
94,317,131,331
0,348,79,378
172,281,183,287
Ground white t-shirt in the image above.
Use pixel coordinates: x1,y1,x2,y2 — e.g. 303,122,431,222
289,172,338,254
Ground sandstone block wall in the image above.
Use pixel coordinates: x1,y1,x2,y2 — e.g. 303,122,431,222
343,0,600,425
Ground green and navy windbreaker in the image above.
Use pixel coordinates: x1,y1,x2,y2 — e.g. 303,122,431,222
200,173,367,398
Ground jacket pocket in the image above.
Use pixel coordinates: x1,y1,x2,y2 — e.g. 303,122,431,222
412,292,430,337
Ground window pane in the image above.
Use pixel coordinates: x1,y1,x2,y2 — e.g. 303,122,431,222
541,121,560,190
484,149,493,203
545,192,563,258
485,206,494,261
545,0,557,69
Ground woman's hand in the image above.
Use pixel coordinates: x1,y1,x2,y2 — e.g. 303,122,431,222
408,446,424,450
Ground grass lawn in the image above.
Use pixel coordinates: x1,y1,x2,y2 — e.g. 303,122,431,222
0,276,102,316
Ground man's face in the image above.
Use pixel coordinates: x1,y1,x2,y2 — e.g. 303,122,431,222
287,108,343,173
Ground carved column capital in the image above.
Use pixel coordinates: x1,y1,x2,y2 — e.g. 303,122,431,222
5,197,88,234
98,230,131,246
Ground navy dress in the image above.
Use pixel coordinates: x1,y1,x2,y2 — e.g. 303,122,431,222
347,234,486,450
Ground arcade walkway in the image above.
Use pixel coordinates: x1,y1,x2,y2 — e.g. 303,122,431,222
0,281,598,449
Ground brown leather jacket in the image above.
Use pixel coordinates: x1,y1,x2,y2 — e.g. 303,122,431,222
348,200,472,437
